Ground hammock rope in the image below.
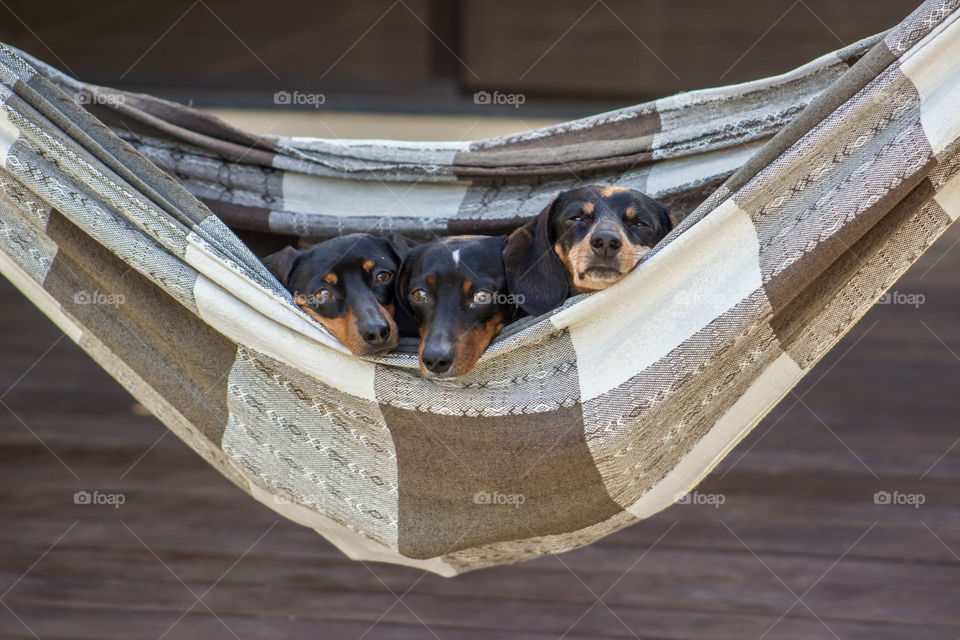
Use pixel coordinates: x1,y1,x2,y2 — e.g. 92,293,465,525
1,0,958,575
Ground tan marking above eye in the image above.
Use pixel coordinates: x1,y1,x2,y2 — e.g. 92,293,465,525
323,273,338,285
624,206,637,219
426,276,436,288
462,279,473,295
362,260,375,273
598,185,629,197
582,202,595,215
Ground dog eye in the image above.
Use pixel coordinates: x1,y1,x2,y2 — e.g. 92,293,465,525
411,288,429,304
473,290,492,304
314,288,332,303
629,218,649,227
375,270,393,284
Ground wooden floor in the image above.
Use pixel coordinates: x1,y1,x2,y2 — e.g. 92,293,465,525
2,225,960,640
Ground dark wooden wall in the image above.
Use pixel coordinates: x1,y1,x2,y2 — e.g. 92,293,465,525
0,0,918,115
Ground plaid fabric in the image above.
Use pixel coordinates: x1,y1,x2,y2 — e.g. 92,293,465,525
1,0,958,575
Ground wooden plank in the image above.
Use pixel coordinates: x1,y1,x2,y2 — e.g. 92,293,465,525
0,0,436,91
460,0,917,99
4,579,959,640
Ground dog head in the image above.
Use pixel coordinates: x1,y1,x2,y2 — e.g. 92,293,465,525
503,185,673,316
264,233,407,356
396,235,513,378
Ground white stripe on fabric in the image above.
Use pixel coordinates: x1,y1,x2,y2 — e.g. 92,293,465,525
284,136,472,152
936,170,960,221
279,172,470,218
900,10,960,156
192,273,378,402
555,198,762,402
0,107,19,166
625,352,803,517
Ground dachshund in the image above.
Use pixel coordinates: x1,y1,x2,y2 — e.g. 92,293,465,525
263,233,405,356
503,185,673,316
395,236,515,378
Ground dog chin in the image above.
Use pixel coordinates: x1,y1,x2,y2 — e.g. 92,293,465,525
575,266,623,292
419,362,465,379
355,337,399,357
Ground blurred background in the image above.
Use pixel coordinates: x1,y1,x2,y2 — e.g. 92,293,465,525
0,0,916,136
6,2,960,640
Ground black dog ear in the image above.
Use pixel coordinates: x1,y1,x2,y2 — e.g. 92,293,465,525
392,243,424,337
387,234,416,261
263,246,300,287
503,198,570,316
657,201,676,232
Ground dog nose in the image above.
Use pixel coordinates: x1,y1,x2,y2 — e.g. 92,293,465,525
360,320,392,346
590,230,622,257
421,345,453,375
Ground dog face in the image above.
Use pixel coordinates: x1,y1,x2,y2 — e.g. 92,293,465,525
503,185,673,316
263,233,404,356
396,236,513,379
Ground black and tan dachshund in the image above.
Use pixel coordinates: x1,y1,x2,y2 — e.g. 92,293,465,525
263,233,405,356
261,186,669,369
395,236,514,378
503,185,673,316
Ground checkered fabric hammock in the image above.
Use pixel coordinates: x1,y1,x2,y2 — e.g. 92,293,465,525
2,0,959,576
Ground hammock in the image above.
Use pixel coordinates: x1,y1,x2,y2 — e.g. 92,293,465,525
1,0,958,576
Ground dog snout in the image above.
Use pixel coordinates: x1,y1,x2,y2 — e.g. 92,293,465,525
359,317,392,346
590,229,622,258
421,342,454,375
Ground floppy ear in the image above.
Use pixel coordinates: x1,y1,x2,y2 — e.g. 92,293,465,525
387,234,416,261
657,201,676,233
262,246,300,287
392,243,424,337
503,198,570,316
